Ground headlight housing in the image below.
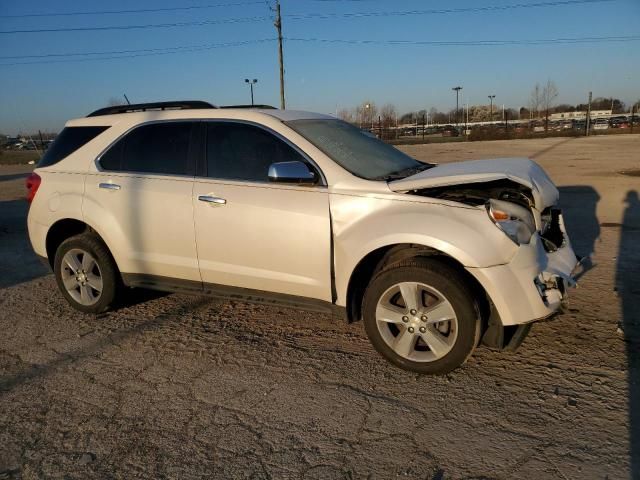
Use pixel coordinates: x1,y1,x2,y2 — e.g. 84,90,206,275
486,199,536,245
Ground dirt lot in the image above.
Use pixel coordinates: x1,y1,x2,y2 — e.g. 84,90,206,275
1,135,639,479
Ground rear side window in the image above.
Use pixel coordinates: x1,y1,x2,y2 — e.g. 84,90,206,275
38,126,109,167
100,122,195,176
206,122,306,182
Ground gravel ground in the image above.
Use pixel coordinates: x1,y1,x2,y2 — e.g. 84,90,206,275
1,135,639,479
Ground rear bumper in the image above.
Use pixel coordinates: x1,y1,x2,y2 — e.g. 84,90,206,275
466,212,578,327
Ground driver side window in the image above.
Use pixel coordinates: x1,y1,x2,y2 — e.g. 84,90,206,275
205,122,307,182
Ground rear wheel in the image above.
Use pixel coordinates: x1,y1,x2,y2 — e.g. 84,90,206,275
54,233,120,313
362,258,481,375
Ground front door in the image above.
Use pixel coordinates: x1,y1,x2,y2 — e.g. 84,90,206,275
192,121,331,301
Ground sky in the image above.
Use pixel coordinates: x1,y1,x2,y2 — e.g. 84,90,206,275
0,0,638,133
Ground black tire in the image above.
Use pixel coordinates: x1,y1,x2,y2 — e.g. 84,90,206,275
362,258,481,375
53,232,120,314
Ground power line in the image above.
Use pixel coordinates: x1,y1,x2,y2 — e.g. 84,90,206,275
0,0,613,34
0,39,276,66
285,34,640,46
1,2,266,18
0,38,278,60
285,0,614,20
0,16,269,34
2,34,637,67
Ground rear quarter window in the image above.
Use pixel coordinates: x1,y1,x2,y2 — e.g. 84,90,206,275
38,126,109,168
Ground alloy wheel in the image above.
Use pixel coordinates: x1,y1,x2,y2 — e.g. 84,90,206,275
375,281,458,362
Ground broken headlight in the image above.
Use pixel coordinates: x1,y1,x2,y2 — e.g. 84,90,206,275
487,198,536,245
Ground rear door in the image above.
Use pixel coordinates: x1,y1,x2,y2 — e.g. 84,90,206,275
83,121,201,284
192,121,332,301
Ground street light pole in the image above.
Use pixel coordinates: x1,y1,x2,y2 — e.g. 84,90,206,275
244,78,258,106
452,86,462,127
488,95,495,123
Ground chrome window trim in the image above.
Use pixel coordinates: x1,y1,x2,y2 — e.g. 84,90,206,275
94,118,328,187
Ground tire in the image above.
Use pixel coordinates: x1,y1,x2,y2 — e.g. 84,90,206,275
362,258,481,375
53,232,120,314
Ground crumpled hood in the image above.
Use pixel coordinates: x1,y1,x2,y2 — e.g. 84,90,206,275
389,157,559,209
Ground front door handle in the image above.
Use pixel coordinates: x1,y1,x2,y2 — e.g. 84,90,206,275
198,195,226,205
99,182,121,190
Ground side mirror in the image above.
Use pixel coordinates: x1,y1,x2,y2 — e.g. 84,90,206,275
268,161,316,184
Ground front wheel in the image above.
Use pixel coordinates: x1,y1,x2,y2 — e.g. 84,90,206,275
362,258,481,375
53,233,120,314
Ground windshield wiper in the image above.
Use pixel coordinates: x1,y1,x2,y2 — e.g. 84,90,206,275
376,163,433,181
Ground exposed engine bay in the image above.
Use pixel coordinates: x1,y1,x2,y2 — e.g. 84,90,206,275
408,179,565,252
407,179,534,209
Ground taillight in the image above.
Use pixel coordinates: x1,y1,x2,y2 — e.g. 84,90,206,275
25,172,41,203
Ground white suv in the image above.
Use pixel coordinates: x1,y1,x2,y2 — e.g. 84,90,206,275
26,101,579,374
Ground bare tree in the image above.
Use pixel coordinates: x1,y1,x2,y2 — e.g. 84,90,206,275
337,108,355,123
379,104,397,139
541,80,558,131
380,104,396,127
355,101,377,129
529,83,542,119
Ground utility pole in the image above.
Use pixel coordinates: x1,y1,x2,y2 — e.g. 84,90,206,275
245,78,258,105
488,95,495,123
395,113,398,140
452,86,462,128
274,0,286,109
586,91,592,136
465,103,469,133
630,103,634,134
422,112,426,141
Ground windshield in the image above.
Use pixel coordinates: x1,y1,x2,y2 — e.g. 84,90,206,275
286,119,432,180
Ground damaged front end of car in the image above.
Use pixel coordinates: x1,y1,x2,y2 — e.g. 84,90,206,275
389,158,582,351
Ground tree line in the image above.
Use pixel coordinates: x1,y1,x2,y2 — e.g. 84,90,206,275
338,82,639,128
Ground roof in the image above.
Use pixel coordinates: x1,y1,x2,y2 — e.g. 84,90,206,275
68,105,334,127
260,109,334,122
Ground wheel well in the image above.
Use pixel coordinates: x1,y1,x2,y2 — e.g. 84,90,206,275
45,219,92,267
345,244,491,329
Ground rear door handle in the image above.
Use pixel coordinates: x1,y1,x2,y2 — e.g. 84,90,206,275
198,195,226,205
99,183,121,190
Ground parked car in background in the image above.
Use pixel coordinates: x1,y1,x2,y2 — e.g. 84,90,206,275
26,101,579,375
610,116,629,129
592,118,610,130
532,121,545,132
572,119,586,131
440,125,459,137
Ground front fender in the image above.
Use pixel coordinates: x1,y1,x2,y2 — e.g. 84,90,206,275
330,193,517,306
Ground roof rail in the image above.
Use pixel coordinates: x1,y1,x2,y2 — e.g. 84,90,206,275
219,104,277,109
87,100,216,117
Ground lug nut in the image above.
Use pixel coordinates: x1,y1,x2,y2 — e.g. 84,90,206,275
421,315,428,322
402,316,409,323
410,309,417,315
408,327,415,333
419,326,427,333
